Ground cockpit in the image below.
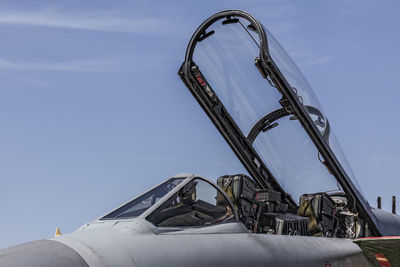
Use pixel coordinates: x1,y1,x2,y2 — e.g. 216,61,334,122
94,9,400,242
100,10,379,238
102,176,236,229
100,174,361,239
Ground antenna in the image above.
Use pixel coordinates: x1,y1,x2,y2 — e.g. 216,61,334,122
377,196,382,209
392,196,396,214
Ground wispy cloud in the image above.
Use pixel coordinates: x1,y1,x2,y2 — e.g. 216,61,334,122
0,70,49,86
0,7,173,33
300,55,333,68
0,58,122,72
284,47,333,69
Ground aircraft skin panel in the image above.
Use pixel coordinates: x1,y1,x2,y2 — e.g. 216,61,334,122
0,239,89,267
50,224,373,267
52,227,138,267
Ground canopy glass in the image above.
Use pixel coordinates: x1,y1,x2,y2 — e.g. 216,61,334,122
191,16,364,204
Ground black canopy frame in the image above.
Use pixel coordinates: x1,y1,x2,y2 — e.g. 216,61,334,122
178,10,379,236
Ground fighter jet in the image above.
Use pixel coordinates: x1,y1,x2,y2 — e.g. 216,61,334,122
1,9,399,267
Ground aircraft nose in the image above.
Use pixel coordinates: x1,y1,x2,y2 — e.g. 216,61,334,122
0,239,89,267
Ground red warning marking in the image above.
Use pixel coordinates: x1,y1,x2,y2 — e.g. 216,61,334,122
375,253,391,267
195,75,206,86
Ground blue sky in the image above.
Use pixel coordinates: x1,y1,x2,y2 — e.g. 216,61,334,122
0,1,399,248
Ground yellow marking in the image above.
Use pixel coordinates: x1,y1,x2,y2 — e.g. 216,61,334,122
54,227,62,236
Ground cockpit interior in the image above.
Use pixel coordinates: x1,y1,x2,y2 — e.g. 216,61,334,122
101,174,365,239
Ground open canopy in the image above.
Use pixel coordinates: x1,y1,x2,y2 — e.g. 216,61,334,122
179,10,378,235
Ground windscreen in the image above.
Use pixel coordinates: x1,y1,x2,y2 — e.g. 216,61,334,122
192,18,343,203
102,178,184,219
